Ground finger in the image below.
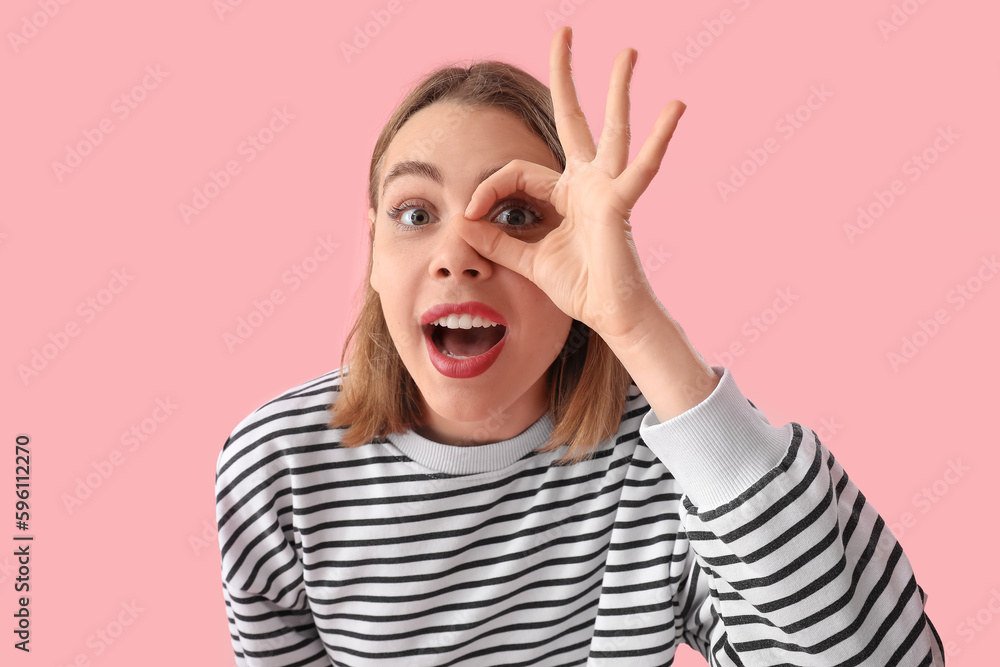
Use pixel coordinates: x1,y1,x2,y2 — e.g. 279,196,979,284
464,159,561,220
595,47,635,177
549,26,597,161
616,100,686,207
452,213,536,282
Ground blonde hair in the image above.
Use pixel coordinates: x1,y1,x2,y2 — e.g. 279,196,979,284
328,60,632,464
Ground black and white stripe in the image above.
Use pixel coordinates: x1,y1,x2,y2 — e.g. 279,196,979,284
215,367,945,666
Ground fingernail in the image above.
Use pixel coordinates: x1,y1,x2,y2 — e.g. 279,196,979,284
567,27,573,48
631,49,638,70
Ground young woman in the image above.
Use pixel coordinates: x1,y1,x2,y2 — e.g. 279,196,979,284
215,27,945,666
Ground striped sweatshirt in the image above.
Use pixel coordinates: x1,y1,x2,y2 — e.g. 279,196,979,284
215,365,945,666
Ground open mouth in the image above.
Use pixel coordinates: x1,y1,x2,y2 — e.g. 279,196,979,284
423,315,507,359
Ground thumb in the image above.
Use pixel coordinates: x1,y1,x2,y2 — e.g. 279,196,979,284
452,214,536,282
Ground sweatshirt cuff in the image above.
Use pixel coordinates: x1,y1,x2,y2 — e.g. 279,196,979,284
639,365,792,511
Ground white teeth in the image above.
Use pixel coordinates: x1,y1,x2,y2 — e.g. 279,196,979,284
430,313,501,329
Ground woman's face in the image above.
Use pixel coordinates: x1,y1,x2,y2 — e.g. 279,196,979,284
370,101,572,446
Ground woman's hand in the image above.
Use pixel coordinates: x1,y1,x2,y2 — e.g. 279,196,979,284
455,26,686,343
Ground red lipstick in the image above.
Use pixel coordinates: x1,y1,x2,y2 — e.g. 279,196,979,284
420,301,508,379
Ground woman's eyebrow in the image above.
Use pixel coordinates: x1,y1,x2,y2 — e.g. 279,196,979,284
381,160,507,201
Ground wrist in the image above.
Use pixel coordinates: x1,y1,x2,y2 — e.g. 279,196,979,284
602,304,720,421
587,278,661,344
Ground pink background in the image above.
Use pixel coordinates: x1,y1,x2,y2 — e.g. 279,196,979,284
3,0,997,664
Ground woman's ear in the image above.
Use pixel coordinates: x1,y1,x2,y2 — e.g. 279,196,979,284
368,207,379,293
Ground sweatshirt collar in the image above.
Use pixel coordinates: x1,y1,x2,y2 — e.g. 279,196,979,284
386,413,554,475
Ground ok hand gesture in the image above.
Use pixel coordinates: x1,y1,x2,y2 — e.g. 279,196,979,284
454,26,687,344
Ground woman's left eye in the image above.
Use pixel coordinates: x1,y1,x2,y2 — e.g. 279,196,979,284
399,207,432,226
493,202,542,227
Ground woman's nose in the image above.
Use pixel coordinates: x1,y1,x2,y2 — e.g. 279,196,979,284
429,214,493,279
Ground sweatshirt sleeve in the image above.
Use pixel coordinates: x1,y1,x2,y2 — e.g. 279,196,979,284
215,426,334,667
639,366,947,665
